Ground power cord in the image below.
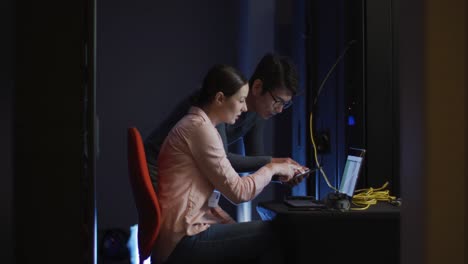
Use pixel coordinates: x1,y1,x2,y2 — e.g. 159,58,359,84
309,111,398,210
309,112,338,192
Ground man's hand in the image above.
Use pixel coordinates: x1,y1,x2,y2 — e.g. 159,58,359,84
271,157,300,166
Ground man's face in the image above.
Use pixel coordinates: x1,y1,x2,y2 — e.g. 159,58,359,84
254,85,293,119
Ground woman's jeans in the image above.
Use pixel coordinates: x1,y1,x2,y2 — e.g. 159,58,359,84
164,220,284,264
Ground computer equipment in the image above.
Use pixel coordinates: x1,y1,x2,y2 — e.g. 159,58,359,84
338,148,366,197
284,147,366,210
283,195,326,209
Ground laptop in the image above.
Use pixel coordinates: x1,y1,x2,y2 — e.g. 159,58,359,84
338,148,366,197
284,147,366,209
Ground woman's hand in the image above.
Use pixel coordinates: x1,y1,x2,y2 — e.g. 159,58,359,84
285,166,311,187
269,162,310,186
269,163,301,183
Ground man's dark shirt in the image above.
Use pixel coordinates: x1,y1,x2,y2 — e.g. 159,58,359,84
217,111,271,172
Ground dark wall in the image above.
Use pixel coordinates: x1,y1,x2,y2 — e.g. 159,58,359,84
307,0,348,199
14,0,94,263
365,0,399,195
398,1,424,263
307,0,399,198
97,0,279,229
1,0,14,262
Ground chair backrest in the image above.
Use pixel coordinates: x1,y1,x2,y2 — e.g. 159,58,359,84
127,127,161,263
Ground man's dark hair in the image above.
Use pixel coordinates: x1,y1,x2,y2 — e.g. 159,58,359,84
249,53,298,95
192,64,248,107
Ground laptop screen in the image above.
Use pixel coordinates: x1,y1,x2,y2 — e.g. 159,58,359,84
339,149,365,197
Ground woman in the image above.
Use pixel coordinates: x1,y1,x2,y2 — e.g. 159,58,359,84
154,64,302,264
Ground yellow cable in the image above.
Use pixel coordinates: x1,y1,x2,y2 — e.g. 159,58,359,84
309,112,338,192
309,112,396,210
351,181,396,210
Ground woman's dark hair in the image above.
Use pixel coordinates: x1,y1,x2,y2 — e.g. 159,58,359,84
192,64,247,107
249,53,298,95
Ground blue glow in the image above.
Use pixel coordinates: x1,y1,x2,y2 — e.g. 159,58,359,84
230,138,252,222
94,208,97,264
128,224,151,264
237,170,252,222
348,115,356,126
257,206,277,221
237,199,252,222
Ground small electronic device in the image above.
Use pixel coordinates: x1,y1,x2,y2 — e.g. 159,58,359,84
293,168,312,178
208,190,220,208
271,168,314,183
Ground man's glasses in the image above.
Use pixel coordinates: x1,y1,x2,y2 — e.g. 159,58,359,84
268,91,293,109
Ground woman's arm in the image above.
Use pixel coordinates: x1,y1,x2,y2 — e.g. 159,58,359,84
188,123,284,204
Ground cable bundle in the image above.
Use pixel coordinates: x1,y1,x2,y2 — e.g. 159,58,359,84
309,111,399,211
351,182,397,210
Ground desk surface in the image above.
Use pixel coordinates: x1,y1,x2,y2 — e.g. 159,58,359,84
257,201,400,264
258,200,400,219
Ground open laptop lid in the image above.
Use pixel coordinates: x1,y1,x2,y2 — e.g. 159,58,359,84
338,148,366,197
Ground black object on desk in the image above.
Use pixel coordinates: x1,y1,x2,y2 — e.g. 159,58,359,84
257,201,400,264
283,195,327,209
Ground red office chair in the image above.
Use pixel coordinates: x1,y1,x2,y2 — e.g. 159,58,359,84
127,127,162,263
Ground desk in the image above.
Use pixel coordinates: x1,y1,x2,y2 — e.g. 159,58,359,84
257,201,400,264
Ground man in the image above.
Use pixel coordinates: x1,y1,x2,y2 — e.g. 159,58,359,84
216,53,299,172
144,53,302,194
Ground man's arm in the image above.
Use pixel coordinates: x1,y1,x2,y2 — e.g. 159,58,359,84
243,116,301,166
226,153,271,173
216,123,272,173
243,116,265,156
